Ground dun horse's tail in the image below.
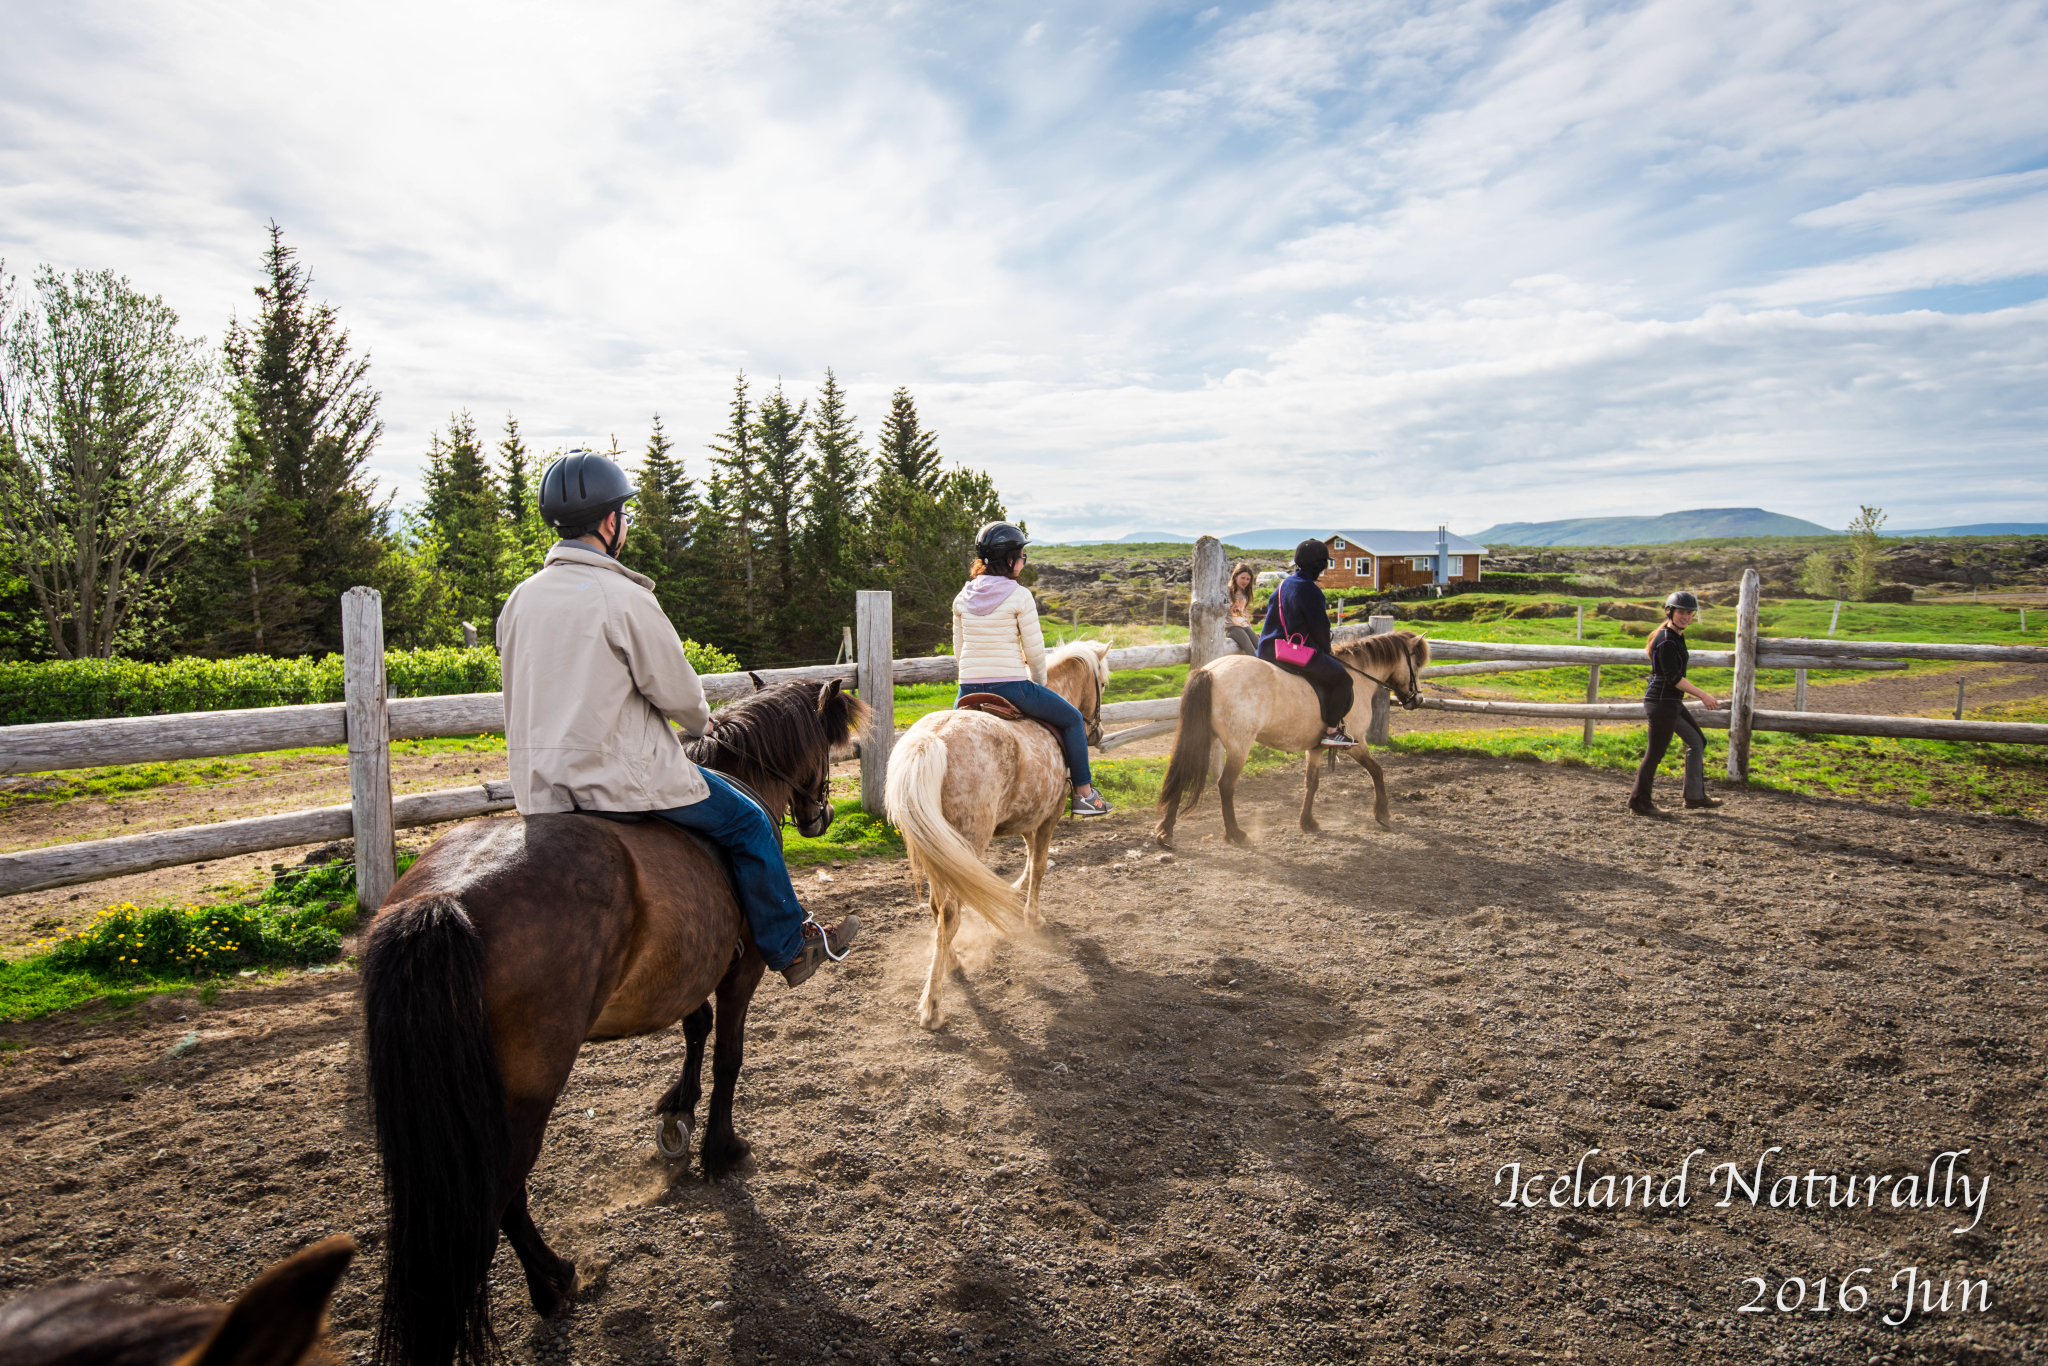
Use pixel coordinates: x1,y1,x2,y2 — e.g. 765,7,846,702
1157,666,1217,814
362,895,510,1366
885,727,1021,933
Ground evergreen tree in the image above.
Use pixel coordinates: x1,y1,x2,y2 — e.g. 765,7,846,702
419,411,503,639
210,222,389,652
803,369,868,583
705,372,761,652
621,414,703,634
877,386,941,490
495,414,549,581
867,462,1015,655
751,382,810,657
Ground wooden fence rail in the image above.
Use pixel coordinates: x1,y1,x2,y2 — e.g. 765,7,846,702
7,552,2045,903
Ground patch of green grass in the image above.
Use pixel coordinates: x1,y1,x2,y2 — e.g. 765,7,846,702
1385,726,2048,817
0,960,206,1022
782,797,906,867
1088,744,1297,811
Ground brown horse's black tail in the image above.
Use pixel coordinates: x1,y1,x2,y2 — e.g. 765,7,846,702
362,895,509,1366
1157,666,1217,815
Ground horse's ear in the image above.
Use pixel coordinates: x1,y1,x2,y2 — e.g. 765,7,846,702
818,678,842,712
749,671,765,692
172,1236,355,1366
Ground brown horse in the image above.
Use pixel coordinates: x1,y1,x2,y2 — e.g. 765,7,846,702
885,640,1109,1029
360,679,862,1366
1153,631,1430,846
0,1235,355,1366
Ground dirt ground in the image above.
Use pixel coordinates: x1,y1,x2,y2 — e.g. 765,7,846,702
3,749,2044,1366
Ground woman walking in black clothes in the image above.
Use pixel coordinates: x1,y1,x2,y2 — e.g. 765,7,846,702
1257,540,1358,747
1629,590,1725,818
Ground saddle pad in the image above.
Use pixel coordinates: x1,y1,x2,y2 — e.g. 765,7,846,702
955,692,1067,745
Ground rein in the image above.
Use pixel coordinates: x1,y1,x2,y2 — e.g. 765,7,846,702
1335,651,1422,707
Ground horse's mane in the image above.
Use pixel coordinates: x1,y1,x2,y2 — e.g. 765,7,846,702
685,679,866,788
1333,629,1430,675
1047,638,1110,689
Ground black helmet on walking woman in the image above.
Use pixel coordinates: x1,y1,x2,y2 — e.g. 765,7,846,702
1663,590,1700,612
974,521,1028,561
539,450,636,535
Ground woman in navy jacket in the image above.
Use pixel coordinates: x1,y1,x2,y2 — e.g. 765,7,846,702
1256,540,1357,747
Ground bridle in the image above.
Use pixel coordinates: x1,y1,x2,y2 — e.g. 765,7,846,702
699,721,835,832
1336,651,1425,710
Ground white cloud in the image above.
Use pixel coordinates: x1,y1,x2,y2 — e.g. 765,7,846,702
0,0,2041,537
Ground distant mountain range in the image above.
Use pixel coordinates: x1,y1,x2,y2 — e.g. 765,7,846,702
1061,511,2047,550
1469,508,1834,546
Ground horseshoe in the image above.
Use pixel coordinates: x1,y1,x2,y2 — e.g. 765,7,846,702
655,1114,693,1159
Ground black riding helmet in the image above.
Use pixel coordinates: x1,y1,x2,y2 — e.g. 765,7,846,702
540,451,636,555
1664,590,1701,612
1294,538,1330,576
974,521,1028,564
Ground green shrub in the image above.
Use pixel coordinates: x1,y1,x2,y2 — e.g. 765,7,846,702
0,639,741,725
33,900,342,978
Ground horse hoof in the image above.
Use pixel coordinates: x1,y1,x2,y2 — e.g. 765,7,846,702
655,1113,693,1158
1224,831,1250,846
917,1006,944,1031
1300,821,1321,834
1376,819,1394,833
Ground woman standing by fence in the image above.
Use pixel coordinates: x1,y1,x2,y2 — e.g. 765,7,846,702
1629,590,1724,818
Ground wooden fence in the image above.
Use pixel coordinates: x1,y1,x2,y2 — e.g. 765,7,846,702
4,554,2044,907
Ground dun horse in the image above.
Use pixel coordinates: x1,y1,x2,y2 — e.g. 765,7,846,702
1154,630,1430,846
360,679,862,1366
885,640,1110,1029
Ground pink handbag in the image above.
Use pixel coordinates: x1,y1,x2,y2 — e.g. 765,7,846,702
1271,590,1317,667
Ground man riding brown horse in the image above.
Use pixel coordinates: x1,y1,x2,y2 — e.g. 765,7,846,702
497,449,859,986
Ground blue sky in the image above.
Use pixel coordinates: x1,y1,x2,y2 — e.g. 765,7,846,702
2,0,2044,539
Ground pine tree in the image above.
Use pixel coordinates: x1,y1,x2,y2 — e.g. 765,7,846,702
419,411,503,641
799,369,870,655
705,372,760,650
621,414,704,634
208,222,389,652
877,386,941,490
495,414,548,579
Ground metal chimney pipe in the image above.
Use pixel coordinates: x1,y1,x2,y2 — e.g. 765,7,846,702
1435,524,1450,585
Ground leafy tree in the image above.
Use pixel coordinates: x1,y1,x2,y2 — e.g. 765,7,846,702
1845,505,1887,601
877,386,941,490
1798,550,1839,598
0,263,225,659
868,463,1015,655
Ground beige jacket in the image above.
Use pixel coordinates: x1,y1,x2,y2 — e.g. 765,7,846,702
497,542,712,814
952,577,1047,684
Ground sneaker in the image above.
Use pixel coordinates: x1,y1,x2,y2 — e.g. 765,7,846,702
1071,790,1113,818
1628,800,1675,821
1319,727,1359,748
1685,796,1725,810
781,914,861,987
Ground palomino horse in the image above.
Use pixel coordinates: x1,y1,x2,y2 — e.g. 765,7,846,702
1153,630,1430,847
885,640,1110,1029
0,1235,355,1366
360,679,862,1366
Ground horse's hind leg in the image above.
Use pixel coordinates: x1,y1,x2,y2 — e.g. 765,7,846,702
1299,750,1323,833
1219,747,1252,845
653,1002,713,1158
1022,816,1058,928
700,956,766,1178
501,1180,576,1315
918,896,963,1030
1351,746,1393,832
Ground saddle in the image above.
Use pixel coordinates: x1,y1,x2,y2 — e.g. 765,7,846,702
955,692,1067,745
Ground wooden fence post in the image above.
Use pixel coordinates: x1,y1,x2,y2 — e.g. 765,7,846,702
1727,568,1760,781
856,590,894,818
462,621,477,648
1365,614,1394,744
1188,536,1229,672
1582,664,1599,745
1827,600,1841,638
343,587,396,911
1955,679,1965,720
1794,668,1807,712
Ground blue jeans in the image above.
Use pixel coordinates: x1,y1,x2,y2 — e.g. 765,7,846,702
957,680,1093,786
651,770,807,972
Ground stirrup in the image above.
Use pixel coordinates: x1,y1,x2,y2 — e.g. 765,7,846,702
1319,728,1358,748
801,915,852,962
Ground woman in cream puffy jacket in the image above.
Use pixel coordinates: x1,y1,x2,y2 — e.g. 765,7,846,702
953,522,1111,817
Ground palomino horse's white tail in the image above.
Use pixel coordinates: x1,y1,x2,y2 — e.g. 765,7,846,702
884,726,1021,933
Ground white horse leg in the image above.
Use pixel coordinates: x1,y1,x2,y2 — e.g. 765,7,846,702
1023,817,1058,928
918,896,963,1031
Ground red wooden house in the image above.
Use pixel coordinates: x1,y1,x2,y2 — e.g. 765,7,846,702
1319,529,1486,592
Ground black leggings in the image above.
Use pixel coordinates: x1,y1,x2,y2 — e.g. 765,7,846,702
1260,643,1354,728
1632,700,1706,804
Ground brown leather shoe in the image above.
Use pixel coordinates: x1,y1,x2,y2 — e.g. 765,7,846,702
1685,796,1725,810
781,914,860,987
1628,800,1675,821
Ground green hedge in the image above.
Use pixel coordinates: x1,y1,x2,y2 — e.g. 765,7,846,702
0,639,743,726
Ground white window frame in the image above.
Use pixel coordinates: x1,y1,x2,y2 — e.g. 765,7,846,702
1413,557,1432,571
1333,537,1346,549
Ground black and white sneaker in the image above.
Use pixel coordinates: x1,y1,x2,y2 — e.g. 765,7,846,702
1071,791,1113,817
1319,727,1359,748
